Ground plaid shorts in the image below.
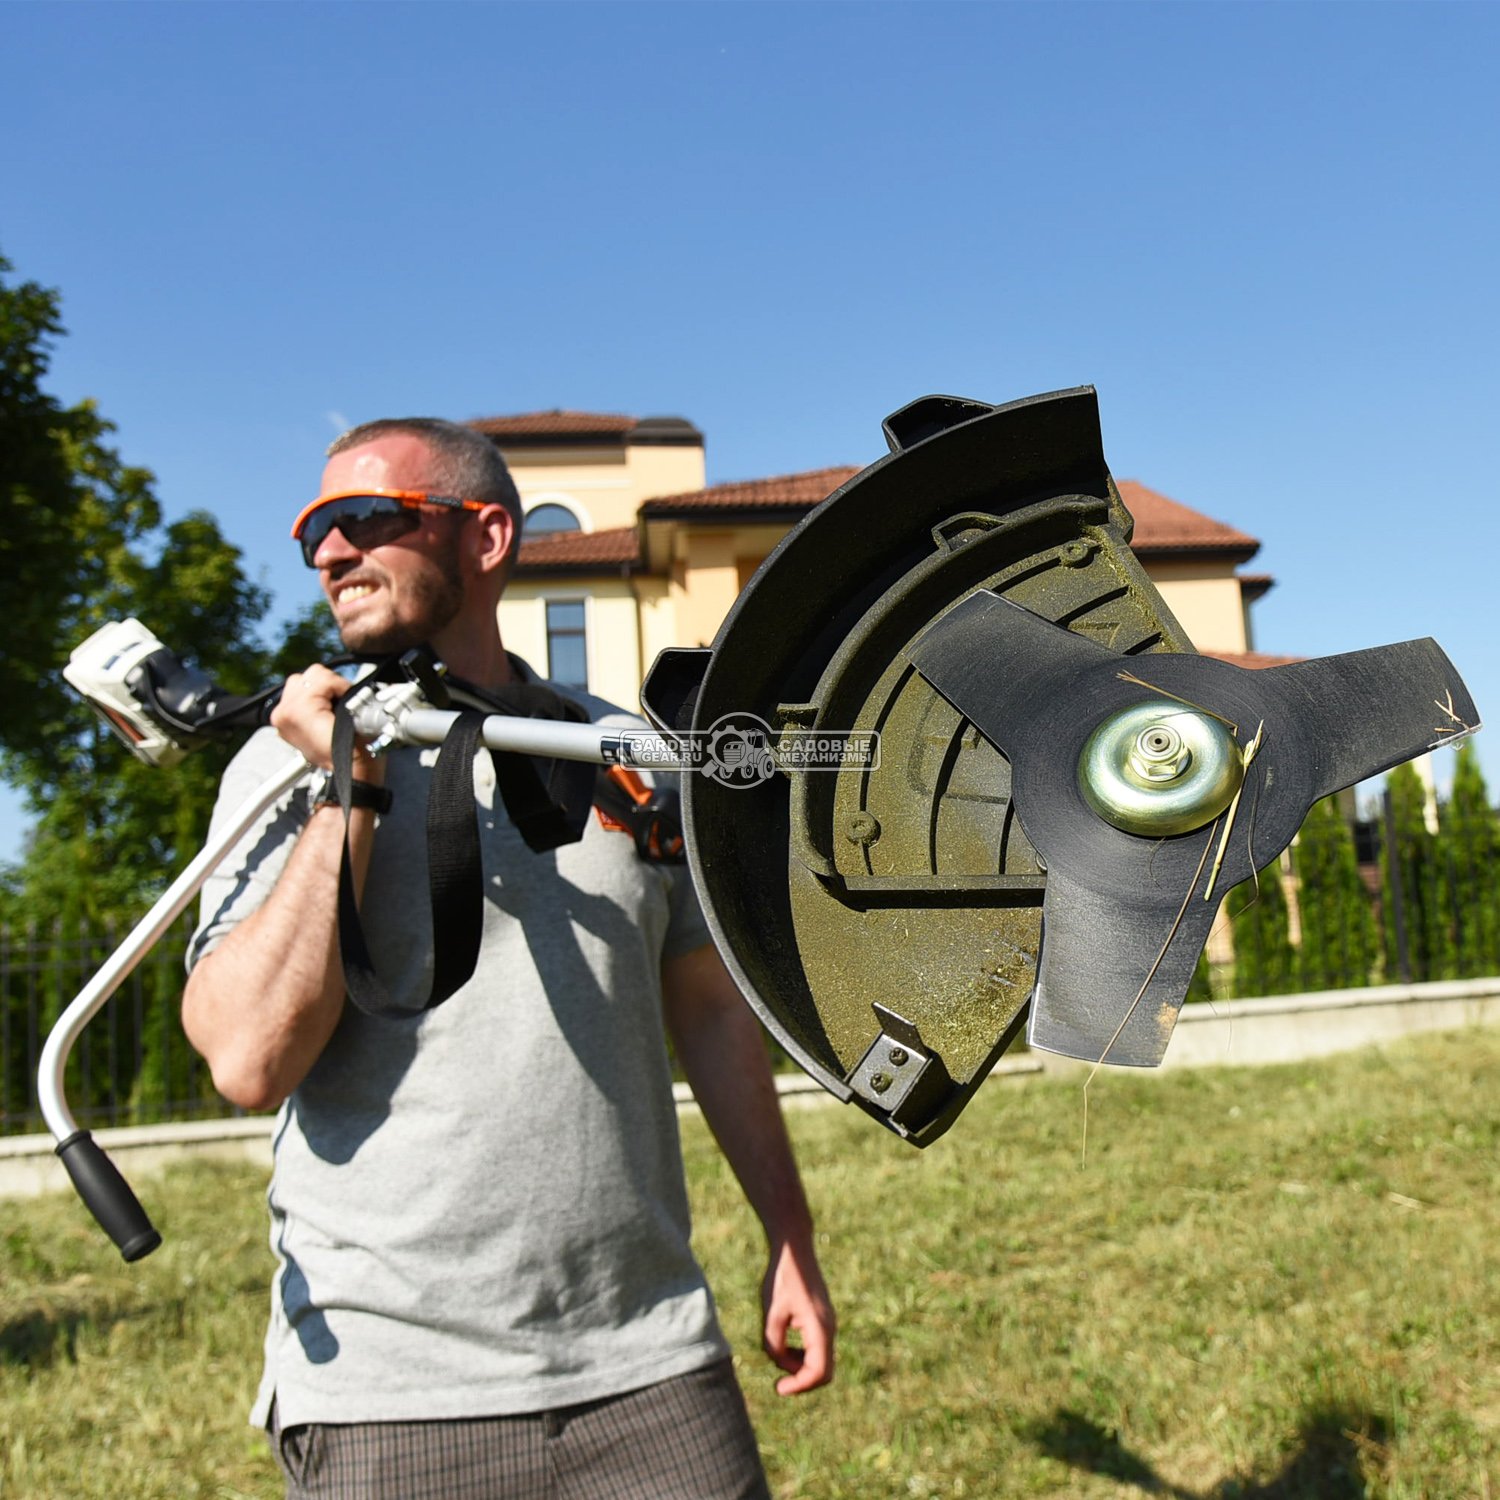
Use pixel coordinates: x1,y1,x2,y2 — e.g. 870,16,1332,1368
269,1358,770,1500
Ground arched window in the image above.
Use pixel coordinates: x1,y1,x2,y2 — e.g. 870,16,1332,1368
525,502,582,535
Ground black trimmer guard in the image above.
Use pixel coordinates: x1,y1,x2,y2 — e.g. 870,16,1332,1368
641,388,1479,1146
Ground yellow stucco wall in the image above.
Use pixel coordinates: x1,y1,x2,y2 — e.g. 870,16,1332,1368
507,521,1258,708
670,531,743,649
1142,558,1250,654
643,529,1256,662
504,441,706,536
498,578,643,708
497,421,1258,690
625,444,707,508
506,449,636,534
634,575,677,707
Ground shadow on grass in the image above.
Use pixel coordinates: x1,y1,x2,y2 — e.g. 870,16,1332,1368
0,1298,178,1370
1032,1403,1389,1498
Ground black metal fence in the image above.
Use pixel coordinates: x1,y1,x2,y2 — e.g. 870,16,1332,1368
0,913,230,1136
1198,793,1500,1001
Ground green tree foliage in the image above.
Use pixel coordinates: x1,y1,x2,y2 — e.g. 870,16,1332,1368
1225,855,1295,998
1185,945,1215,1004
1438,741,1500,977
0,253,339,1125
1293,795,1378,991
0,257,160,765
7,514,271,918
1381,761,1456,983
0,578,336,1122
0,254,340,912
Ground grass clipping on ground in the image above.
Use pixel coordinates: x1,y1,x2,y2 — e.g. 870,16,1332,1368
3,1028,1498,1499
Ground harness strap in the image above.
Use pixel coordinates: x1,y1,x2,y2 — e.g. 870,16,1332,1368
423,711,491,1012
474,686,597,854
329,680,595,1018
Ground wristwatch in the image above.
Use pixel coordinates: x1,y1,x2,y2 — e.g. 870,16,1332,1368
310,770,393,814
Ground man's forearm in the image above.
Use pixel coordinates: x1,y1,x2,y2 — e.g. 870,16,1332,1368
181,802,376,1111
670,992,816,1246
661,941,836,1393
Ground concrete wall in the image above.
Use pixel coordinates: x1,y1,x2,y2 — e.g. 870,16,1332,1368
1162,977,1500,1070
0,1116,276,1201
1034,977,1500,1078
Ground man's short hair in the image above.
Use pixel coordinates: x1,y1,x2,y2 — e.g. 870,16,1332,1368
328,418,525,548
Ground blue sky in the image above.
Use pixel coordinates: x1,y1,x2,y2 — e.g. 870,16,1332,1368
3,1,1495,861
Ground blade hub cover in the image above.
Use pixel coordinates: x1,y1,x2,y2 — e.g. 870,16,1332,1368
1077,699,1244,836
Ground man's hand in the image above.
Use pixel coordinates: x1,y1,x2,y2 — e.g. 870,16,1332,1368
762,1236,836,1396
271,664,380,776
662,941,838,1397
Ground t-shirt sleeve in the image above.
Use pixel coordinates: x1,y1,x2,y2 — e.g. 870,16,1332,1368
186,730,310,972
661,854,714,960
576,699,716,963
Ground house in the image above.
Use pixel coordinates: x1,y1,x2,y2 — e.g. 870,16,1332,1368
475,409,1282,708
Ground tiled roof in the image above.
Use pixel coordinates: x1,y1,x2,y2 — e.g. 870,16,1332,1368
638,467,1259,560
516,525,640,571
1118,481,1260,557
509,458,1265,586
470,411,640,438
1203,649,1303,670
640,466,861,515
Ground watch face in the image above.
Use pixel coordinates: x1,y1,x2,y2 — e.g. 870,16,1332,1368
313,773,391,814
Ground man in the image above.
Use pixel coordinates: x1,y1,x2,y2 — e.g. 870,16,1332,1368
183,417,835,1499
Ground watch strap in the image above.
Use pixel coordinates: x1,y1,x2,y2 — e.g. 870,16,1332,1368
314,775,392,814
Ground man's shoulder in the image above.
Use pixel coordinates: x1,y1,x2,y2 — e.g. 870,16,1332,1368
207,726,308,821
223,724,304,779
552,683,646,733
505,655,645,733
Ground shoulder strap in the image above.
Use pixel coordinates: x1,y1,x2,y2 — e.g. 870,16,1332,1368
465,681,597,854
328,679,598,1018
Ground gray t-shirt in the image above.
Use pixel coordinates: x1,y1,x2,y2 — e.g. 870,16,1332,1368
188,678,728,1425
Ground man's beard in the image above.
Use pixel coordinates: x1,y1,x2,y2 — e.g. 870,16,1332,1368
338,532,466,656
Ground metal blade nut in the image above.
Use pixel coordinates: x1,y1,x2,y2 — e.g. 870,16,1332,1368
1078,699,1245,837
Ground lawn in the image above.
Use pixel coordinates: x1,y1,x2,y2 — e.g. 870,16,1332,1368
3,1028,1497,1498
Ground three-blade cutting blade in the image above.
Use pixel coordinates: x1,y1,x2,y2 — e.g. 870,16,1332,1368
648,386,1483,1143
907,591,1480,1066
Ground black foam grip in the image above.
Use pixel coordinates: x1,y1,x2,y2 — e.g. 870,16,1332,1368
56,1131,162,1261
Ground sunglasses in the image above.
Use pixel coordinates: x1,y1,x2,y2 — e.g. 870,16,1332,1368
290,490,487,567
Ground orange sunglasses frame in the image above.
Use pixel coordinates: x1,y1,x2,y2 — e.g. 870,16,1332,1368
290,488,489,544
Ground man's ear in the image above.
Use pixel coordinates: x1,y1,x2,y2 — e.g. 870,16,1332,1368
471,504,517,577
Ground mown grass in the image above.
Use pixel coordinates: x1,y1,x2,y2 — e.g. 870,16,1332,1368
3,1029,1498,1498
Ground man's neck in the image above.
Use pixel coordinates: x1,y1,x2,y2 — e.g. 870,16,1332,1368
429,611,514,694
444,658,535,712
